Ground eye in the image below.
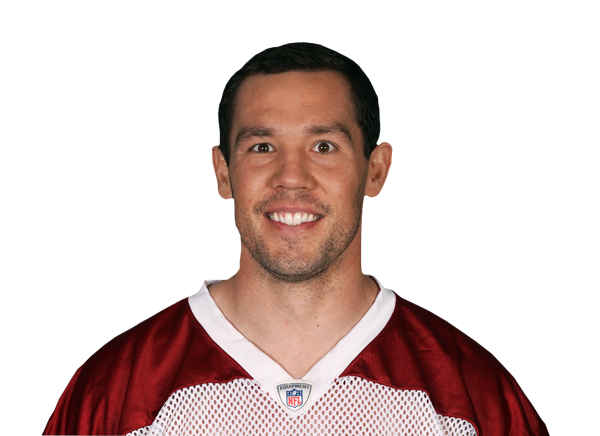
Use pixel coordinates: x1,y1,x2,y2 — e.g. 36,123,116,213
312,141,335,153
250,143,274,153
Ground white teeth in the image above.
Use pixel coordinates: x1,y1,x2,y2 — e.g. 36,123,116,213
268,212,320,226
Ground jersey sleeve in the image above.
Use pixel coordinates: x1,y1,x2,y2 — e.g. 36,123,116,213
43,362,124,435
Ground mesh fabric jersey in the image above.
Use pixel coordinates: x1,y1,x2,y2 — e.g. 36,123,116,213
44,280,548,435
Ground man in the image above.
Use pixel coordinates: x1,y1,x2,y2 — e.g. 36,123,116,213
44,43,548,435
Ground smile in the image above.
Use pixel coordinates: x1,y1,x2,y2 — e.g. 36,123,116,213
267,212,321,226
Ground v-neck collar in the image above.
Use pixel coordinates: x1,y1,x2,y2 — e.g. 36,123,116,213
188,277,396,416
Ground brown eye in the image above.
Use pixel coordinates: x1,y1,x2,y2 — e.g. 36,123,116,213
313,142,333,153
251,143,274,153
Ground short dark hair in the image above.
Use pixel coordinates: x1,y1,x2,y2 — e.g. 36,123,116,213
218,42,380,164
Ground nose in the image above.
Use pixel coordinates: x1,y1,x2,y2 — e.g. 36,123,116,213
270,148,315,191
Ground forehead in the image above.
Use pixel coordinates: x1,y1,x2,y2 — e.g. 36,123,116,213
232,71,356,132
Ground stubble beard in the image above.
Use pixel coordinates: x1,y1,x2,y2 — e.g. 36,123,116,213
236,177,367,284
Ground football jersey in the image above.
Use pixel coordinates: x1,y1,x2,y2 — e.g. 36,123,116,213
44,279,548,435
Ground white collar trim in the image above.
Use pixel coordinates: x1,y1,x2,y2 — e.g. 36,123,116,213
188,277,396,416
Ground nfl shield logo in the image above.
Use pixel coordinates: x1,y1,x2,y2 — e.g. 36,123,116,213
276,381,313,412
286,388,303,407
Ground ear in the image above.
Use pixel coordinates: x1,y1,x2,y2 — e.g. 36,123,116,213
212,146,233,199
364,142,392,198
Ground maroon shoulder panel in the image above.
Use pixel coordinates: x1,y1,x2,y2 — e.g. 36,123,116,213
43,299,250,436
341,294,549,436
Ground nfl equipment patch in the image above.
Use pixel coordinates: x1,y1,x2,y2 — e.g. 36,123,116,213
276,381,313,412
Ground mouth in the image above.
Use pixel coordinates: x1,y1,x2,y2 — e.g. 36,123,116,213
266,211,322,226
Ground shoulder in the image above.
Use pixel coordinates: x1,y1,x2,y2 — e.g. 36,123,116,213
85,298,195,368
395,295,503,372
344,293,549,436
44,298,248,435
344,294,511,401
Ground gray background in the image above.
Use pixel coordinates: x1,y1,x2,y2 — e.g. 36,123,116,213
42,43,550,422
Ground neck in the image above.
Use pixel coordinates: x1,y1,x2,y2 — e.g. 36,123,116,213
208,232,379,379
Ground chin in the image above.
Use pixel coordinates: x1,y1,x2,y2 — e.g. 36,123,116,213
253,243,347,283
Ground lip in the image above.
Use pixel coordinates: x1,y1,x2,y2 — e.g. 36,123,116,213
265,214,322,232
263,205,324,232
264,206,323,216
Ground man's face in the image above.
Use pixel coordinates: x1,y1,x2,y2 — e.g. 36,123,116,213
222,71,370,282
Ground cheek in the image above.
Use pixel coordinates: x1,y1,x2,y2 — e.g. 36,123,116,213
319,164,366,202
230,162,270,204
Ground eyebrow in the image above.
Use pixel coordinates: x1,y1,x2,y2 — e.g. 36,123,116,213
307,123,354,148
234,126,275,149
